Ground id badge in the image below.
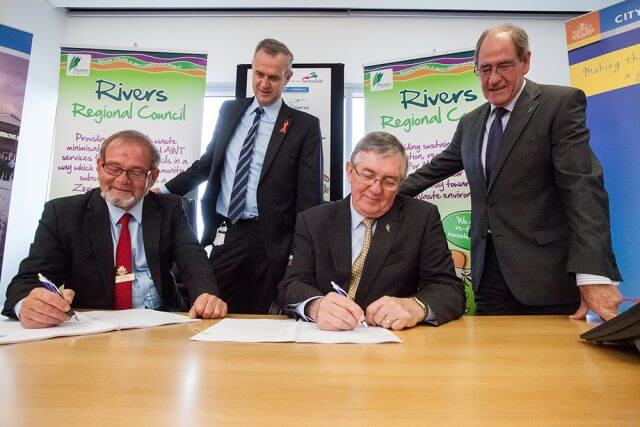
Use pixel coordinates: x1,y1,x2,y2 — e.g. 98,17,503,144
213,222,227,246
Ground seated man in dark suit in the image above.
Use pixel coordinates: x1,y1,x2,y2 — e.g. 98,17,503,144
278,131,465,330
3,130,227,328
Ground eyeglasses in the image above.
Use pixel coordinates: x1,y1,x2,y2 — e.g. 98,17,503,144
473,61,518,77
352,164,401,190
102,163,151,181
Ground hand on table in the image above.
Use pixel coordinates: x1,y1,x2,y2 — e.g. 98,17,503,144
188,293,228,319
365,296,425,330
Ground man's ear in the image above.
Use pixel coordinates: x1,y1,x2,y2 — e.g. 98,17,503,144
148,168,160,188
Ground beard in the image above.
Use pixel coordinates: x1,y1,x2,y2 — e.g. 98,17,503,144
101,188,141,210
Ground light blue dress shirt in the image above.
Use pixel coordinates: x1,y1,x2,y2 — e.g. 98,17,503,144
106,199,161,310
216,97,282,219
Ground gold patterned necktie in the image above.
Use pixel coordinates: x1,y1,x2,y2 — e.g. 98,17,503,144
348,217,375,300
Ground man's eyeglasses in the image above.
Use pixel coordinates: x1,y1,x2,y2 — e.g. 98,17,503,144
102,163,151,181
352,164,401,190
473,61,518,77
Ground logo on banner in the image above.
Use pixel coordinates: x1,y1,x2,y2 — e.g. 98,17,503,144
298,72,323,83
66,54,91,76
371,69,393,91
571,22,596,41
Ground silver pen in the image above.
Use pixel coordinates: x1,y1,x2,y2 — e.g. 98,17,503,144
330,281,367,328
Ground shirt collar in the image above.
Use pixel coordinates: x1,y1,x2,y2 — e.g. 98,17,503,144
250,97,282,121
490,79,526,115
349,198,371,232
106,196,144,226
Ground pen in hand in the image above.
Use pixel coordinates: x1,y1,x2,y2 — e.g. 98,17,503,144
37,273,79,321
330,281,367,328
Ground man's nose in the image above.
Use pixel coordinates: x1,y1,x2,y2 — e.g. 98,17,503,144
116,171,132,183
369,179,384,193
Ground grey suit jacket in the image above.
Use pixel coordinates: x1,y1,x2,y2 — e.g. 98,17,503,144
399,79,621,306
165,97,323,281
278,195,465,325
2,189,219,318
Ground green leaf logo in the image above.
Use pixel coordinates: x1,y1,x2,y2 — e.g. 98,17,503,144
372,72,384,86
69,56,81,71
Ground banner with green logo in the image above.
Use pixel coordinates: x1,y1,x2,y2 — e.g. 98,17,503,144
364,51,484,314
49,47,207,199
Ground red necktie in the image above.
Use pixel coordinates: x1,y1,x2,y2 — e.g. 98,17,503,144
114,213,133,309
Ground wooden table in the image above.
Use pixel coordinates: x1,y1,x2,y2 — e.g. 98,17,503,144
1,315,638,426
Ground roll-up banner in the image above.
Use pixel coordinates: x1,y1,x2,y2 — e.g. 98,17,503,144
0,24,33,281
364,51,484,314
567,0,640,303
49,47,208,199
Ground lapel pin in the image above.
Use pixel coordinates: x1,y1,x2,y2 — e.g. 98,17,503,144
280,119,290,134
527,106,535,115
385,224,391,232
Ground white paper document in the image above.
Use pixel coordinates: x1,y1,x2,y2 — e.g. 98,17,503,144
190,318,401,344
0,309,199,345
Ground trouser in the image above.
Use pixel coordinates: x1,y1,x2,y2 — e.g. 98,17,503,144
475,235,580,315
209,218,279,314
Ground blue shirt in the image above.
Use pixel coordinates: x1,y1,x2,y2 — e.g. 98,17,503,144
216,97,282,219
106,199,161,310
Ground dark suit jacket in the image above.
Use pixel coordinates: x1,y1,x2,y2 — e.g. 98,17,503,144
2,189,219,318
165,97,323,281
278,195,465,325
399,79,622,306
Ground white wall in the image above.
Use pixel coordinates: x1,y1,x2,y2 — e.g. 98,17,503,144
0,1,67,305
64,13,577,85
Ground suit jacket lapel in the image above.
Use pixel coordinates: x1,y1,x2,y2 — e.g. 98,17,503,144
86,190,116,303
141,196,163,298
328,197,352,287
212,98,253,174
260,101,293,182
488,80,541,192
355,199,402,304
469,104,491,191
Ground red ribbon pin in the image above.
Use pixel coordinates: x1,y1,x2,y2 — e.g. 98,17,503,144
280,120,289,134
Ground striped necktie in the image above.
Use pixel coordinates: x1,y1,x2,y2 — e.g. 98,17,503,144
347,217,375,300
228,106,264,224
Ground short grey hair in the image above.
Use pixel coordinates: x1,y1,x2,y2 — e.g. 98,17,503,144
475,23,530,65
255,38,294,73
99,130,160,169
350,131,409,179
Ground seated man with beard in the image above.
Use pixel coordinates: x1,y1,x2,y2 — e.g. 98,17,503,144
3,130,227,328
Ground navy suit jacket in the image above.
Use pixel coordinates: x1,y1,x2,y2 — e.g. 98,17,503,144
165,97,323,281
278,195,465,325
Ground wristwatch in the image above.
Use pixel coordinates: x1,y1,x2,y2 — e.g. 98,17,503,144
412,297,428,321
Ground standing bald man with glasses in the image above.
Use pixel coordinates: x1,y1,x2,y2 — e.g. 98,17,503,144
278,131,465,330
3,130,227,328
400,24,622,319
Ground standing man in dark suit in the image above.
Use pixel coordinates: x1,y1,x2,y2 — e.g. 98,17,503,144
399,24,622,319
278,132,464,330
159,39,322,314
3,130,227,328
